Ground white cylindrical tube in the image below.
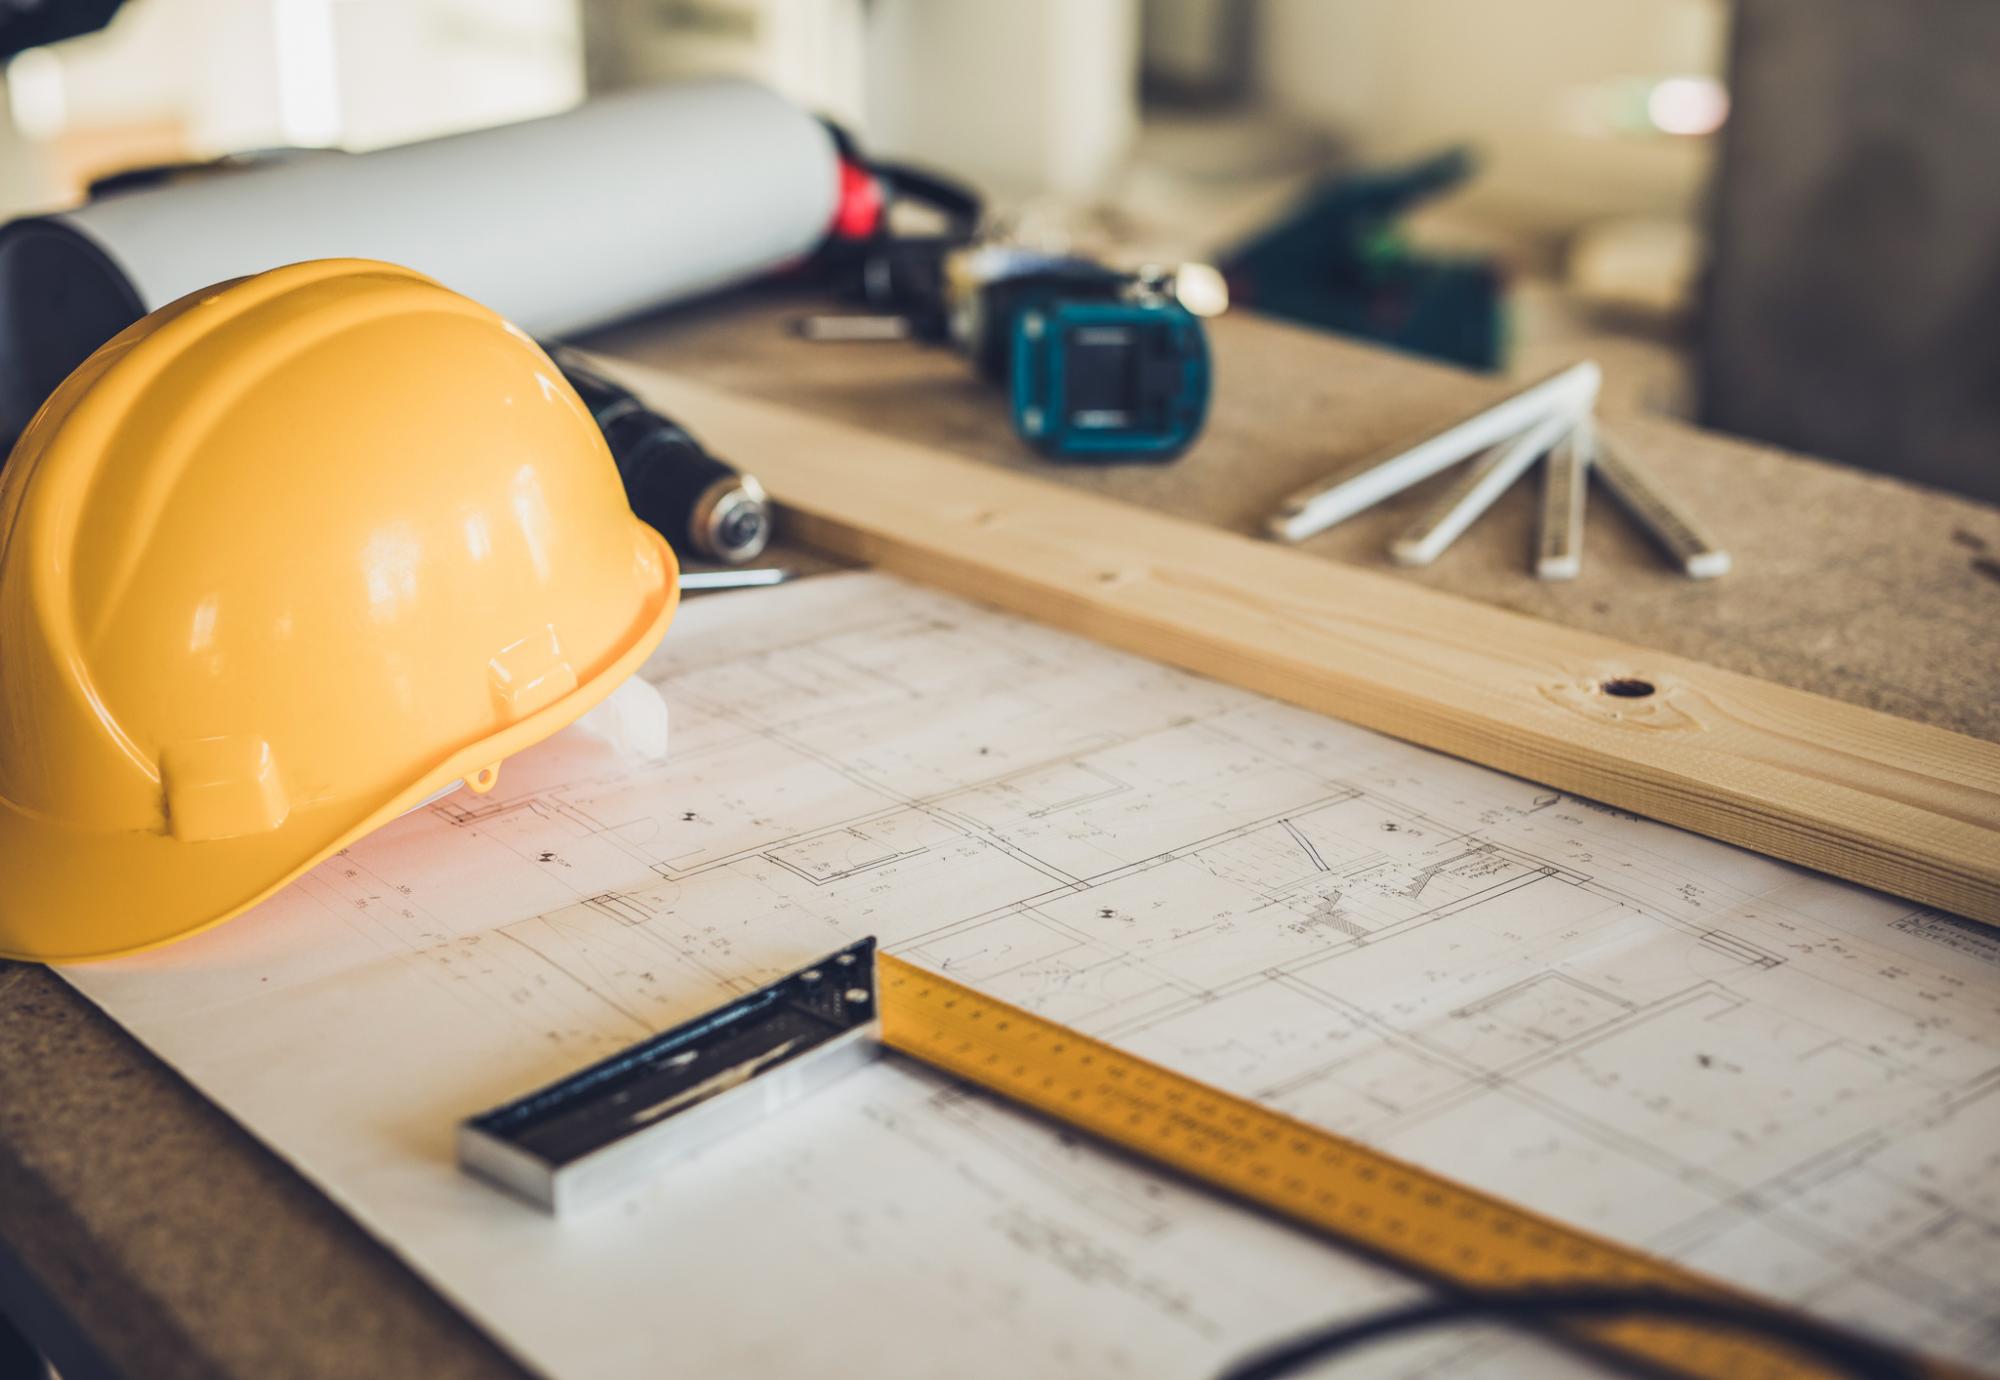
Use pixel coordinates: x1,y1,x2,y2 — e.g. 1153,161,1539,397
0,78,839,440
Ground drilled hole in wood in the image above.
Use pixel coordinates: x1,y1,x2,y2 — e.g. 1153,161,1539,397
1600,677,1656,699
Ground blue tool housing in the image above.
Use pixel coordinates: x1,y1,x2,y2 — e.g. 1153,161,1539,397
1009,297,1210,462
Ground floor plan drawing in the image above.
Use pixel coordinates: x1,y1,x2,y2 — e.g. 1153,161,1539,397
63,572,2000,1378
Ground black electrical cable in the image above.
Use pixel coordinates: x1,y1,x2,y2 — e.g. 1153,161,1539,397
866,158,983,235
1214,1284,1923,1380
818,118,985,236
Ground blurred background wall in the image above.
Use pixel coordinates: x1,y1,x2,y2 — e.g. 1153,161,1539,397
1257,0,1725,233
2,0,583,188
1,0,1993,501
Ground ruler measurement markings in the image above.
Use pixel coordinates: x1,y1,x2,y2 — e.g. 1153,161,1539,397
1538,415,1592,579
1593,431,1731,579
878,953,1942,1380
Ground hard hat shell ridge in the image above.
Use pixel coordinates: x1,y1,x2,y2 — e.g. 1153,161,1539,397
0,259,679,961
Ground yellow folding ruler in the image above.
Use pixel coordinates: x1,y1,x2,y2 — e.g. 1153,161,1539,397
460,938,1960,1380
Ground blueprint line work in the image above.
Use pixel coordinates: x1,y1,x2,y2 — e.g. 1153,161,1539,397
63,572,2000,1379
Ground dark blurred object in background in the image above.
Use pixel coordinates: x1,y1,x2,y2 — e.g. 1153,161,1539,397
1220,148,1507,371
0,0,121,58
1140,0,1255,108
1701,0,2000,503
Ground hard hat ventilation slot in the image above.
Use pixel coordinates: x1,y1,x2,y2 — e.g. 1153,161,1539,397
489,626,578,722
161,736,291,841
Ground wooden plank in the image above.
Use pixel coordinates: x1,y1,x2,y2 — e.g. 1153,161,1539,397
613,365,2000,927
597,297,2000,742
600,296,2000,740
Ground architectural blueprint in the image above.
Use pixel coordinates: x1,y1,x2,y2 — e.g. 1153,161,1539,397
63,572,2000,1378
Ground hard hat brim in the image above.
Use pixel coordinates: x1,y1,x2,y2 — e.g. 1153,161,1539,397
0,526,680,965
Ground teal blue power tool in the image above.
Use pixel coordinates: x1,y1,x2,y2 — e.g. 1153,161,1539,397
962,250,1210,461
805,231,1212,462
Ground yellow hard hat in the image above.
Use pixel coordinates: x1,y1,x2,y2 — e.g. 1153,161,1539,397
0,259,679,962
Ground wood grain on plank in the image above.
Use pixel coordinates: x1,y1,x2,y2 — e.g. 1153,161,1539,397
613,366,2000,928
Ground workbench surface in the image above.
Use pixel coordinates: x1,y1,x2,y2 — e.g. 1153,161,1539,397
4,293,1994,1380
